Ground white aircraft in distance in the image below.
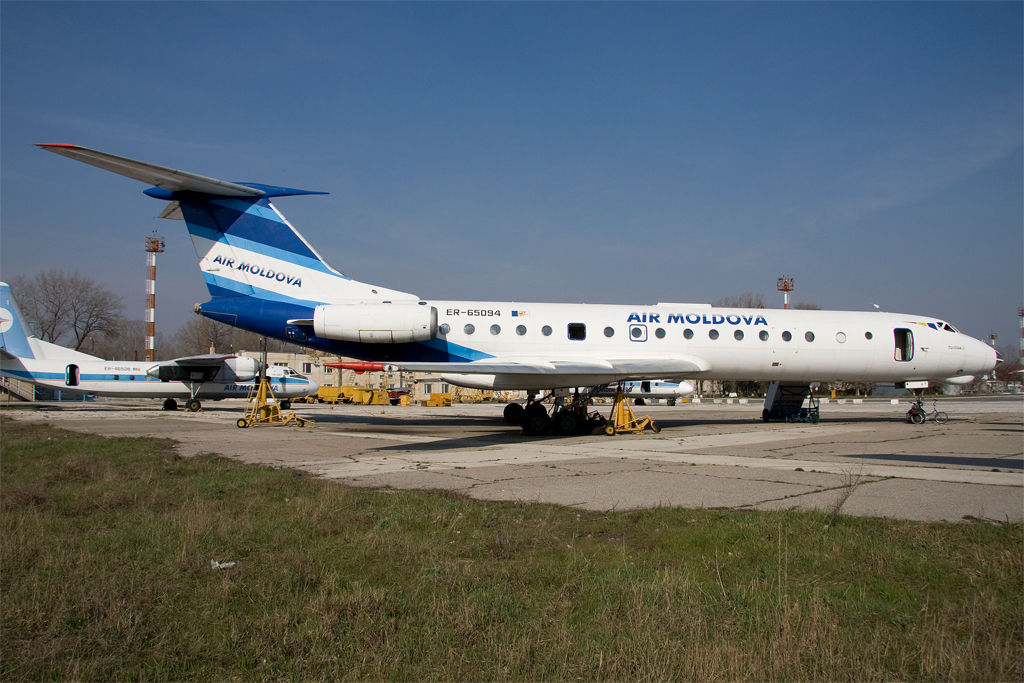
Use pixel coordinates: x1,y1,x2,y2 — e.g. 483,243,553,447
0,282,318,411
37,144,998,433
595,380,695,405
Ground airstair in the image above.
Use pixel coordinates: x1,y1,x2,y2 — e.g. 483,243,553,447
0,376,35,402
762,381,819,423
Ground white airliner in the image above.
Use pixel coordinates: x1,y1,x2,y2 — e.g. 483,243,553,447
0,282,318,411
36,144,998,432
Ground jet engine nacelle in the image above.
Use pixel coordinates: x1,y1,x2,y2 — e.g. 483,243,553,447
313,303,437,344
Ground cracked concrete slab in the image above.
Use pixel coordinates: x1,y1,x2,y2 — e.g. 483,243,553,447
4,396,1021,522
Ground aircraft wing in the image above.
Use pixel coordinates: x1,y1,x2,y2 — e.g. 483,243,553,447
147,354,259,382
393,356,710,377
164,353,241,365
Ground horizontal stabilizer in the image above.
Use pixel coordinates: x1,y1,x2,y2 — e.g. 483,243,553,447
37,144,327,199
37,144,264,197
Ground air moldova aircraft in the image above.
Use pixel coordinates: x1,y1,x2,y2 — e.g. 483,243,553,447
36,144,998,432
0,282,318,411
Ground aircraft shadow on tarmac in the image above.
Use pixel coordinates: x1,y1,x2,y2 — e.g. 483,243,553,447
842,453,1024,470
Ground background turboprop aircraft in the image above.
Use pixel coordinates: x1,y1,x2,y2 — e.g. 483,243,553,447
35,144,998,433
0,282,318,411
592,380,695,405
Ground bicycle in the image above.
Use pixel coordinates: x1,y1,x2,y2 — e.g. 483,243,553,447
906,399,948,425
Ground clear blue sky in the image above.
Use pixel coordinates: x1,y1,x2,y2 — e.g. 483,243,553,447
2,1,1021,350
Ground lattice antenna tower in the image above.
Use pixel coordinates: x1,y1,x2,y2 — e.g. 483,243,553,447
144,232,166,362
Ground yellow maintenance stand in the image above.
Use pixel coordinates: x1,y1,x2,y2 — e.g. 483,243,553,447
605,386,660,435
237,377,313,428
235,339,313,428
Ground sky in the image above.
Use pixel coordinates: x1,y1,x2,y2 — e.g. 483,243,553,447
2,1,1021,352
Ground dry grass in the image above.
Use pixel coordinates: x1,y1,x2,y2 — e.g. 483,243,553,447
2,417,1021,680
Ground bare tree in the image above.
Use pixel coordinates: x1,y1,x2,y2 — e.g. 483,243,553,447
794,302,821,310
170,315,240,356
714,292,766,308
8,271,123,349
82,319,147,360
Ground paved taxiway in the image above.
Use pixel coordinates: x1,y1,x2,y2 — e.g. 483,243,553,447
5,396,1022,523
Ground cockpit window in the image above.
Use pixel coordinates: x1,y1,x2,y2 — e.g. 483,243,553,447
943,323,957,333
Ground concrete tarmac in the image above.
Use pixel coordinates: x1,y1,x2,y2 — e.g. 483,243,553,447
4,396,1022,523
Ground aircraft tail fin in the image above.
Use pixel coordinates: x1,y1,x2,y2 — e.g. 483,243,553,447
0,282,36,360
36,144,419,309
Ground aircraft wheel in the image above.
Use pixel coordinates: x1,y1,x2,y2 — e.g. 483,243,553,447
236,418,249,428
523,412,550,435
185,398,202,413
553,410,579,435
162,398,178,411
279,399,291,410
634,398,646,406
503,402,525,425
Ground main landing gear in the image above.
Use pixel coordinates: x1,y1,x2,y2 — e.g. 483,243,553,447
504,389,608,436
503,384,661,436
161,396,203,412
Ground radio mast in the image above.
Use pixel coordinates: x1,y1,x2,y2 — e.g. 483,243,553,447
144,232,166,362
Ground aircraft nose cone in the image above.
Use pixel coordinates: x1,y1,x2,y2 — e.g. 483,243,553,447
972,339,999,377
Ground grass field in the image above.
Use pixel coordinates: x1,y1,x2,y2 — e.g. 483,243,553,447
2,417,1021,680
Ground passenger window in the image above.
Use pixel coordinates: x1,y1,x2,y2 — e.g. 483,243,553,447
805,331,815,342
490,324,501,335
542,325,552,336
439,323,450,335
734,330,744,341
655,328,666,339
516,325,527,336
604,327,614,337
683,328,694,340
782,331,792,342
709,329,719,340
759,330,769,341
568,323,586,340
464,324,475,335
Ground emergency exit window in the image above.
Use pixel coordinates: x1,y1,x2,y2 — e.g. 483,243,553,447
568,323,586,340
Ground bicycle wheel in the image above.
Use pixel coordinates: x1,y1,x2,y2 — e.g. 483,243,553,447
935,411,949,424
